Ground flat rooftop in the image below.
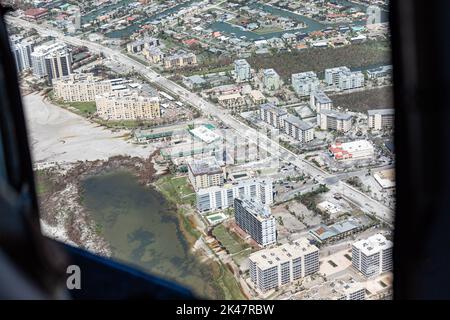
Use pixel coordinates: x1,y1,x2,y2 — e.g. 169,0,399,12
187,156,222,176
284,115,314,131
260,103,287,117
320,109,352,120
236,198,272,222
368,108,395,116
353,234,393,256
249,238,318,270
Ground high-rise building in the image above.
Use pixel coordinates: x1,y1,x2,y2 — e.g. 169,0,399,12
11,38,34,73
95,91,160,121
310,91,333,112
263,69,281,91
31,42,70,79
260,103,287,129
44,48,73,82
368,109,395,130
249,238,319,292
291,71,320,96
283,115,315,143
234,59,251,82
352,234,393,278
196,179,273,213
234,198,276,246
187,157,224,191
53,73,113,102
317,109,353,132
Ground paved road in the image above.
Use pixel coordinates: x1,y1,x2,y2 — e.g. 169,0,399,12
7,16,394,225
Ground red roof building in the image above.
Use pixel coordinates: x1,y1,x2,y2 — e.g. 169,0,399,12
24,8,48,20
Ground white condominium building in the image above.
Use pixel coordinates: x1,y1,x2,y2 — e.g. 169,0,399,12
95,91,160,121
339,70,365,90
329,140,374,161
310,91,333,112
263,69,281,91
334,281,366,300
234,59,251,82
10,37,34,72
249,238,319,292
163,52,197,69
325,66,351,86
31,42,70,78
196,178,273,213
317,109,353,132
260,103,288,129
368,108,395,130
291,71,320,96
53,73,113,102
187,157,224,191
352,234,393,278
283,115,315,143
234,198,276,247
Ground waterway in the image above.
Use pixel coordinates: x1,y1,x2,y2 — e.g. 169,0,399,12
81,170,221,298
105,0,197,38
208,1,388,41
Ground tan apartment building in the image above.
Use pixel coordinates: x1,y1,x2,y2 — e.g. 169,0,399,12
163,52,197,69
187,157,225,191
95,91,160,121
53,73,112,102
217,93,246,113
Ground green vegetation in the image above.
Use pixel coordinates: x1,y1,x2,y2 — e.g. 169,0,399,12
125,53,150,66
253,26,284,35
155,175,196,206
295,184,330,217
67,101,97,115
212,224,249,255
211,262,246,300
248,40,391,80
34,170,58,196
330,86,394,112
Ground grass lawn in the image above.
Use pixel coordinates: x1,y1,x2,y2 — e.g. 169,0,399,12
212,224,249,255
212,262,246,300
253,26,284,34
67,101,97,116
155,175,196,206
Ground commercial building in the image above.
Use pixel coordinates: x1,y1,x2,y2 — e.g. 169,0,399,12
31,42,70,79
352,234,393,278
196,178,273,213
260,103,287,129
234,59,251,82
187,157,224,190
373,169,396,189
310,218,362,243
317,109,352,132
163,52,197,69
24,8,48,20
328,140,374,161
249,238,319,292
368,108,395,130
283,115,315,143
95,91,160,121
182,75,206,90
310,91,333,112
53,73,113,102
338,70,365,90
263,69,281,91
250,90,266,105
291,72,320,96
234,198,276,247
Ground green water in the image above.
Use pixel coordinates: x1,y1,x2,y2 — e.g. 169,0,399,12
81,170,219,298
